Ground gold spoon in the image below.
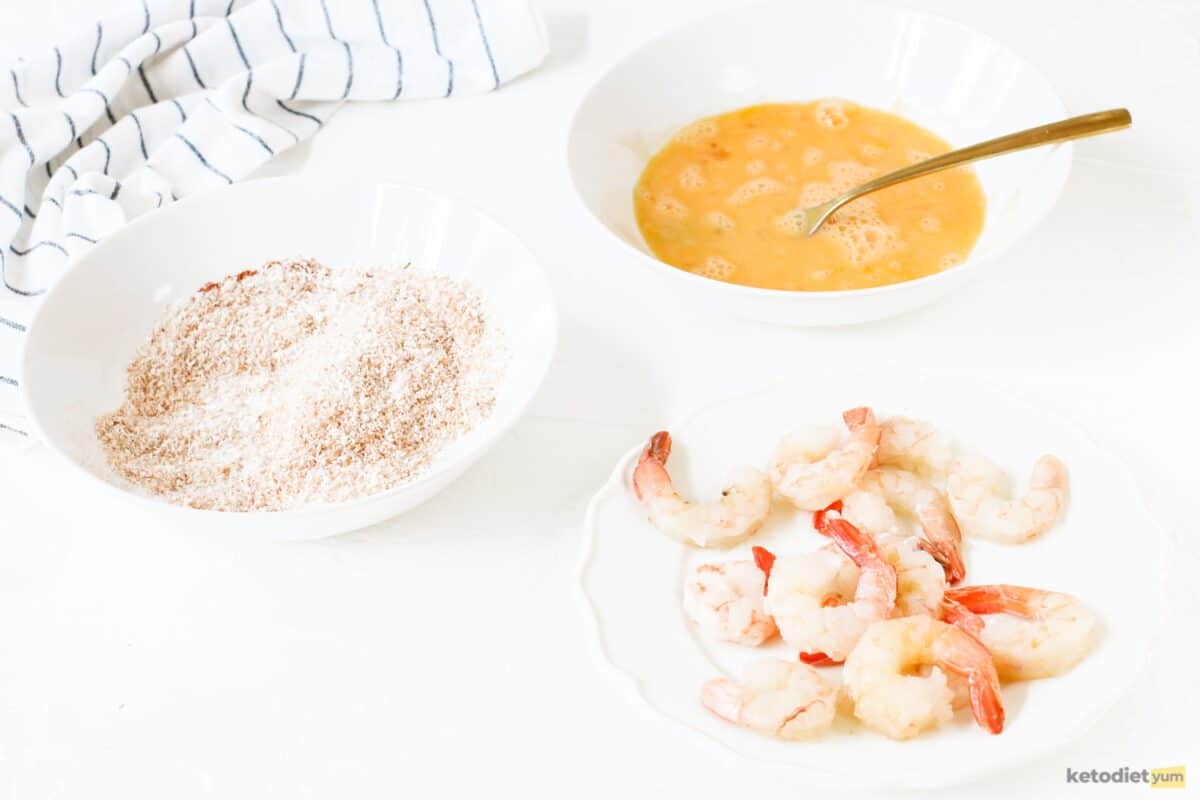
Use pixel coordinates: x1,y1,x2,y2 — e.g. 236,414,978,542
796,108,1132,236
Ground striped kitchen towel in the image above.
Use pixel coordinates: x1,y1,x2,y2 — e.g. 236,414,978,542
0,0,546,446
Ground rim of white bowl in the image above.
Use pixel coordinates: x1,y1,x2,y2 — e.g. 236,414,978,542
565,0,1073,304
19,175,559,519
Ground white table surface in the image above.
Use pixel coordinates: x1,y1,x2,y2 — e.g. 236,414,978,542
2,1,1198,797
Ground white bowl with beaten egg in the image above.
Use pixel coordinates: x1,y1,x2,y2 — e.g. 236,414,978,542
20,178,558,541
567,0,1072,325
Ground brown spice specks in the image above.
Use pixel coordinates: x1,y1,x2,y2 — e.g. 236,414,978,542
95,257,507,512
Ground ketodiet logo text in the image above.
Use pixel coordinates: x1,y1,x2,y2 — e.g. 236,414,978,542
1066,765,1186,788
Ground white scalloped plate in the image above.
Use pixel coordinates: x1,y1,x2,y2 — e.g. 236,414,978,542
578,372,1169,789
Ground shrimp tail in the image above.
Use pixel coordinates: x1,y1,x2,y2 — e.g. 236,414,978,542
941,628,1006,734
822,517,879,564
752,546,776,595
919,539,967,584
645,430,671,464
843,406,876,431
798,651,843,667
633,431,672,501
915,498,965,583
821,517,899,616
820,517,896,586
968,674,1006,735
812,499,843,535
941,597,985,639
946,585,1038,620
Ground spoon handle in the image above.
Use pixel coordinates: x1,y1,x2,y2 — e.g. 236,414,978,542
827,108,1132,215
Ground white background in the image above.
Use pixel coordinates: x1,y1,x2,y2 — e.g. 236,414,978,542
2,0,1198,798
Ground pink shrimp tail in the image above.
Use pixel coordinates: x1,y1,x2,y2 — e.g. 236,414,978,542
941,597,985,640
916,503,965,583
842,406,876,431
812,500,843,535
946,585,1039,620
820,518,898,609
752,546,776,595
920,540,967,585
633,431,671,502
798,651,843,667
644,431,671,464
941,626,1006,734
969,673,1006,735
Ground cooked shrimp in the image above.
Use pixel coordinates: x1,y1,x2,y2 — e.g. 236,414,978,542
754,543,860,665
843,616,1005,739
756,545,855,664
838,490,899,538
701,658,837,739
935,599,989,711
858,467,965,583
944,585,1098,681
770,407,881,511
883,534,946,619
821,493,946,618
683,560,778,646
633,431,772,548
757,544,857,610
940,596,985,640
946,455,1068,544
876,416,954,482
753,544,853,665
766,518,897,662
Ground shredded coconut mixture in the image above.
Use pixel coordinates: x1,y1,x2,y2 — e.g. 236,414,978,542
95,257,506,512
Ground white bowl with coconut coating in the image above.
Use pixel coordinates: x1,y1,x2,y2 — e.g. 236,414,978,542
20,177,558,540
566,0,1073,325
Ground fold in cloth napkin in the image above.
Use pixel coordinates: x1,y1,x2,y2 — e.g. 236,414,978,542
0,0,546,445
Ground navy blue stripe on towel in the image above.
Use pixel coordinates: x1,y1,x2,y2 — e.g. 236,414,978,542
184,46,207,88
270,0,296,51
53,47,66,97
368,0,403,98
175,133,233,182
1,280,44,295
91,21,103,74
138,64,158,102
227,19,251,69
9,69,26,106
215,93,276,155
10,113,33,165
340,41,353,99
0,250,47,297
320,0,337,38
130,113,149,159
10,240,68,256
274,99,321,127
289,53,305,99
422,0,454,97
96,138,111,173
470,0,499,89
82,88,117,124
